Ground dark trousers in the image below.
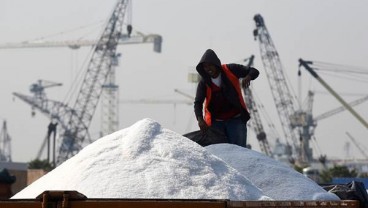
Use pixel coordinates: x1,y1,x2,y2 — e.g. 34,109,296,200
211,117,247,148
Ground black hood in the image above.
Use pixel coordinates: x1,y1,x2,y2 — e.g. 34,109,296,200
196,49,222,79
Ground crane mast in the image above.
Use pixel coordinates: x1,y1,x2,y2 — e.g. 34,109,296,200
242,55,273,157
56,0,132,162
253,14,308,163
7,0,162,165
10,0,144,164
244,87,273,156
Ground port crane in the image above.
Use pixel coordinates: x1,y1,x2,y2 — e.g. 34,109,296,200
27,80,63,117
299,59,368,130
11,0,161,165
0,31,162,52
242,55,273,157
2,5,162,138
9,31,161,139
253,14,313,164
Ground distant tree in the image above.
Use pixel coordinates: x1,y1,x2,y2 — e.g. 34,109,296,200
358,172,368,178
320,165,358,183
28,159,54,172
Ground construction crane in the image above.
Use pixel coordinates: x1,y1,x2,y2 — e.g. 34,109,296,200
299,59,368,130
57,0,131,163
0,31,162,52
242,55,273,157
12,79,62,165
26,80,63,117
11,0,161,165
0,120,12,162
253,14,311,164
1,7,162,138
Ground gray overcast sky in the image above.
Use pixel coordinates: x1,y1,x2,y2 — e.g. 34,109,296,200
1,0,368,163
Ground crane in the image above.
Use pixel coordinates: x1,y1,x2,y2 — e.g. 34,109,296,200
26,80,63,117
2,8,162,138
12,79,62,165
242,55,273,157
0,120,12,162
253,14,312,164
299,59,368,130
11,0,160,165
56,0,131,163
0,31,162,52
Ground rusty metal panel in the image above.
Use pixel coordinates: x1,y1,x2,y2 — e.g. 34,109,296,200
0,200,42,208
227,200,359,208
70,199,226,208
0,199,360,208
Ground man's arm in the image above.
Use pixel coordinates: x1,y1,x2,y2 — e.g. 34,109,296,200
227,63,260,80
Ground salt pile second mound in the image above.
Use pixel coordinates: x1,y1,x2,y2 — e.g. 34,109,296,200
12,118,271,200
206,144,340,200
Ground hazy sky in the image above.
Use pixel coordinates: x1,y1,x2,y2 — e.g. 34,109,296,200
1,0,367,163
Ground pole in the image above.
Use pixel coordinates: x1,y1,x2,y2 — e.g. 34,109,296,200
53,129,56,167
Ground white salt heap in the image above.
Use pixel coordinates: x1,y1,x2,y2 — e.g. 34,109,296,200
12,118,339,201
12,118,270,200
206,144,340,200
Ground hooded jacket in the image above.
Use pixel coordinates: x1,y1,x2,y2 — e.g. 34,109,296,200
194,49,259,125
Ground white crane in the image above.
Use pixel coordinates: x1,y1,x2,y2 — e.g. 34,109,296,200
1,7,162,139
9,0,162,165
0,31,162,52
253,14,311,164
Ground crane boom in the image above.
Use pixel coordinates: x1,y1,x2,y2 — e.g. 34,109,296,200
315,95,368,121
242,55,273,157
0,33,162,53
299,59,368,130
253,14,303,162
8,0,161,165
56,0,132,162
12,92,79,133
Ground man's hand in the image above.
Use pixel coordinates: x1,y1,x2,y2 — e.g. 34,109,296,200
197,117,208,132
241,75,251,89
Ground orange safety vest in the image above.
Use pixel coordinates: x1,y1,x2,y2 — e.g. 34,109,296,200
204,64,247,126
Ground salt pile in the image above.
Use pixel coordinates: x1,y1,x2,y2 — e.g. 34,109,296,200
12,118,271,200
206,144,340,200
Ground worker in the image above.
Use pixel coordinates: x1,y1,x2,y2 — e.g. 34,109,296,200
194,49,259,148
